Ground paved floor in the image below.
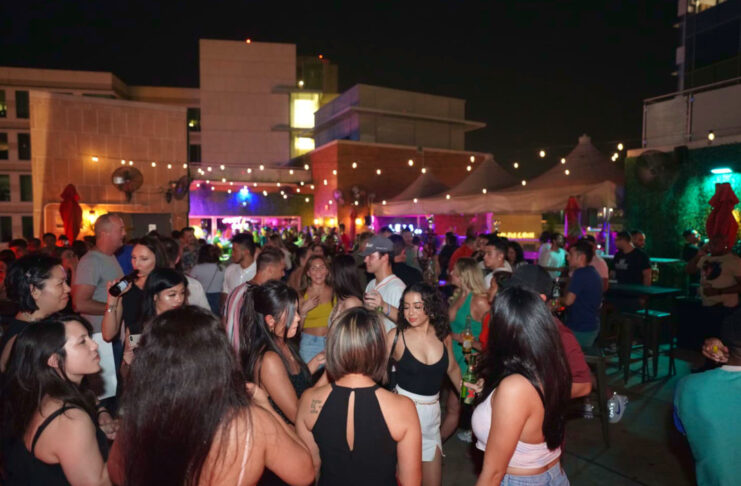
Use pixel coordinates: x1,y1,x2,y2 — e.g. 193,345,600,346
441,348,700,485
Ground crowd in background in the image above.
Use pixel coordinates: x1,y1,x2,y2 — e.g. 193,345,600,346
0,216,738,486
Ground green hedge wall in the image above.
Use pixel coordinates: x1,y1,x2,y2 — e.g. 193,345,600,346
625,143,741,259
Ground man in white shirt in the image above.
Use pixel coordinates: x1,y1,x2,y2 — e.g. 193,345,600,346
222,232,258,299
539,232,567,280
483,235,512,301
362,235,406,332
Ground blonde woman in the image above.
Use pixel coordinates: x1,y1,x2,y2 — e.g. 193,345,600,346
440,257,489,442
299,255,334,363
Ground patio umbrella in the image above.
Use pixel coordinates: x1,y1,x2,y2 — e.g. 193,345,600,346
59,184,83,241
564,196,582,244
706,182,739,248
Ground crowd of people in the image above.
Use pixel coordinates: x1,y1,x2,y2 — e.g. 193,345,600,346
0,216,737,485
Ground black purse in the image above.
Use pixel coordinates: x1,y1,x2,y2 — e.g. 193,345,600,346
385,328,400,390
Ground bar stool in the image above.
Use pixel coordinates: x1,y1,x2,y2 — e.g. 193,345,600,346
619,309,675,382
583,351,610,447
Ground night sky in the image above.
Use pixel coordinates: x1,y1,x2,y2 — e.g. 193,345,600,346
2,0,678,177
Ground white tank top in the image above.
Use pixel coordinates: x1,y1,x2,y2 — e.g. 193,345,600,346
472,389,561,469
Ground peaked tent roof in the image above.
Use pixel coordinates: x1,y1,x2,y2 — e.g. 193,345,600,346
390,172,450,202
522,134,624,190
445,156,519,196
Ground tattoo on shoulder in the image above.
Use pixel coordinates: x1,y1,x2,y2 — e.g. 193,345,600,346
310,399,323,414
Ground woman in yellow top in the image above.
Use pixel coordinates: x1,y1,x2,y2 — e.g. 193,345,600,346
298,255,334,363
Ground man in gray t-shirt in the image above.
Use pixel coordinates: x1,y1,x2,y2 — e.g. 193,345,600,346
72,214,126,399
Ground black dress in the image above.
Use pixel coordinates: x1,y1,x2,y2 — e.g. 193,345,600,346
311,384,397,486
3,405,109,486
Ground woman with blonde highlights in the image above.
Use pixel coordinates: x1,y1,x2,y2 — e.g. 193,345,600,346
298,255,333,364
295,307,422,486
440,257,489,442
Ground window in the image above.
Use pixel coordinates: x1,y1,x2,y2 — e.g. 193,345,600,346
15,90,29,119
290,93,319,129
0,90,6,118
0,217,11,243
21,216,33,239
0,175,9,201
18,133,31,160
187,108,201,132
0,133,7,159
20,175,32,202
189,144,201,163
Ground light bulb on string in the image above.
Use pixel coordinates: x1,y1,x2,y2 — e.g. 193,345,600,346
151,161,158,167
91,156,99,162
220,164,225,170
121,160,126,165
129,161,134,166
289,169,294,174
521,180,527,186
466,165,472,171
539,150,546,158
207,166,212,172
513,162,519,169
167,164,172,169
247,168,252,173
560,158,566,164
332,169,337,175
304,164,310,170
470,155,475,163
382,200,387,205
259,165,264,171
352,162,357,169
617,143,624,151
408,159,414,167
421,168,427,174
376,169,382,175
446,194,451,200
182,163,187,169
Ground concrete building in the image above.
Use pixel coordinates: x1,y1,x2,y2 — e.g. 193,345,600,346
301,84,488,233
0,39,338,241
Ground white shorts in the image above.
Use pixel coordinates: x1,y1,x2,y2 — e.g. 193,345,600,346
396,385,442,462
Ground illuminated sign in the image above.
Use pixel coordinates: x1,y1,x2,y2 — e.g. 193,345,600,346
499,232,536,239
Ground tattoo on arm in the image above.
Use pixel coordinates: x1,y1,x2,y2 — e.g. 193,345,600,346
310,399,323,414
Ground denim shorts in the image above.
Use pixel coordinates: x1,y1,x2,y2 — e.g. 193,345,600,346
299,333,326,364
500,463,569,486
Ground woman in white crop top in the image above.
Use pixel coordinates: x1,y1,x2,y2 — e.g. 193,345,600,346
471,286,572,486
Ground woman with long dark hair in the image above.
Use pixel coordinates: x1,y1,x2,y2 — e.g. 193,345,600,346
391,283,462,486
328,254,363,326
1,315,113,485
101,235,168,344
472,287,571,485
1,254,71,372
120,268,186,369
506,241,526,270
108,306,314,486
239,280,323,425
295,307,422,486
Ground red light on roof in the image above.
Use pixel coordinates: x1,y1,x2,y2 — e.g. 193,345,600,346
245,39,252,44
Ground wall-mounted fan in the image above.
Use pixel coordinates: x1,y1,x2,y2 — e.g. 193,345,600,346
165,175,190,203
111,167,144,202
634,150,679,191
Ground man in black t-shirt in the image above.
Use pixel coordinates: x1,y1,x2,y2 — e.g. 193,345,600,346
389,234,422,287
682,229,701,262
614,231,651,286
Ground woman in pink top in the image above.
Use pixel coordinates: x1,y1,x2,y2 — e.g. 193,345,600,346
471,286,571,485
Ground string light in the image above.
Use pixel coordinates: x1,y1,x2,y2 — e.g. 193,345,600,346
521,180,527,186
304,164,310,170
151,162,157,167
259,165,264,170
376,169,382,175
470,155,475,163
413,198,418,203
296,187,301,193
167,164,172,169
421,168,427,174
227,189,232,194
196,183,201,188
617,143,624,151
129,161,134,166
210,186,215,191
466,165,472,171
329,200,333,205
408,159,414,167
300,181,305,186
253,182,257,187
207,166,212,172
289,169,294,174
183,163,187,169
354,200,359,206
560,158,566,164
263,190,268,196
565,169,570,175
482,188,487,194
91,156,99,162
121,160,126,165
708,131,715,142
220,164,225,170
513,162,519,169
310,185,315,190
305,197,310,202
283,194,288,199
242,202,247,207
446,194,451,199
332,169,337,175
382,200,387,205
245,38,252,44
298,80,304,88
352,162,357,169
229,181,234,186
323,179,328,185
222,177,227,183
276,182,281,187
539,150,546,158
247,168,252,173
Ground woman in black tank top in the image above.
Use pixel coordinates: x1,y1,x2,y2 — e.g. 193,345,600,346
295,307,422,486
390,282,463,486
1,315,112,486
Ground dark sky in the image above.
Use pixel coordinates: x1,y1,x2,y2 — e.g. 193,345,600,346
1,0,678,176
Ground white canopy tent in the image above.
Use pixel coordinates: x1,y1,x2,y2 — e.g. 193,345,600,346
390,172,450,202
375,134,622,216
